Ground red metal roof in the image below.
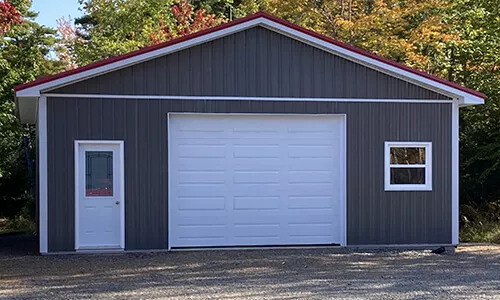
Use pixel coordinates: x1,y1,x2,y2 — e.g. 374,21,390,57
14,11,485,99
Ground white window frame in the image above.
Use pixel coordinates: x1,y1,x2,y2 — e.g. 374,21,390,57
384,141,432,191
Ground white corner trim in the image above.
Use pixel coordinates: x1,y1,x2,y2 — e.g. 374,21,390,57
74,141,79,251
167,113,172,251
119,141,125,249
452,101,459,245
43,93,454,104
38,95,48,254
384,141,433,191
74,140,125,251
341,114,347,247
15,16,482,104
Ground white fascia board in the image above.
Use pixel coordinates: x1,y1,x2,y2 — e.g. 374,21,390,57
458,95,484,106
16,17,483,104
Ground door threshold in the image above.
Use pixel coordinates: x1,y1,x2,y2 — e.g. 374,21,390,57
76,247,124,254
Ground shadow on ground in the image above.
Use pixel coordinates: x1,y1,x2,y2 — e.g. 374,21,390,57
1,235,499,299
0,234,38,256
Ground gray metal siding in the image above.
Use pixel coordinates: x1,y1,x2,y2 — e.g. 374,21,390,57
47,97,451,252
49,27,450,100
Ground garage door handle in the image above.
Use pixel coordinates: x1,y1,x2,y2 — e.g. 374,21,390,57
115,201,120,205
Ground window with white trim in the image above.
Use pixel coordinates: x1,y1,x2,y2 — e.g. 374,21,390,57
384,142,432,191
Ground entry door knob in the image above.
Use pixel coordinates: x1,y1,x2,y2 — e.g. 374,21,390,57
115,201,120,205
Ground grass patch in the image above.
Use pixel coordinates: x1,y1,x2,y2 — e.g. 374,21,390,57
461,222,500,243
0,216,36,235
460,203,500,244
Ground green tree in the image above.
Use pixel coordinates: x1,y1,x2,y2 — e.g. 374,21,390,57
449,0,500,204
70,0,229,65
0,0,64,217
72,0,176,65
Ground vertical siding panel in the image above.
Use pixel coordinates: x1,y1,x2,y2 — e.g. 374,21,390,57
123,99,137,249
256,27,268,97
144,60,156,95
101,99,114,138
311,49,322,98
323,54,335,98
300,43,312,97
280,34,291,97
268,30,280,97
235,30,247,95
189,47,201,96
223,34,235,95
178,50,190,95
200,43,215,95
66,99,76,250
166,54,178,95
291,40,302,97
245,27,257,96
209,39,221,95
136,100,150,249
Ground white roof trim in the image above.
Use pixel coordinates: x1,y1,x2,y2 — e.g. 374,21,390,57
16,16,483,105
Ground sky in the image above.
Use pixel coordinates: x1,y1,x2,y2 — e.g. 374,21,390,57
32,0,82,29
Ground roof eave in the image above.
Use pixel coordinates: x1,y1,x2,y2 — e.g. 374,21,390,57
459,95,485,107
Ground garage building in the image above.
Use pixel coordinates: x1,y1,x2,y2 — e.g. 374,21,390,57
14,12,485,254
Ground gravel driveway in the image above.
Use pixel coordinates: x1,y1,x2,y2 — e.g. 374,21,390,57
1,235,499,299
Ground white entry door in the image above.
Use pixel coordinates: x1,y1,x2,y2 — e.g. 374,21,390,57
169,114,346,248
76,141,124,250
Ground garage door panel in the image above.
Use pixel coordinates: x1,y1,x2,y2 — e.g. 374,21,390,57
287,171,334,184
231,185,284,196
233,138,285,146
287,160,338,172
173,131,228,140
233,224,281,239
175,161,226,172
177,171,226,184
233,215,282,224
287,145,337,159
286,185,335,197
233,196,280,210
175,145,227,158
175,215,229,225
288,196,334,209
232,159,282,170
233,171,281,184
170,114,344,248
177,197,226,211
233,145,281,158
288,223,334,237
176,225,226,240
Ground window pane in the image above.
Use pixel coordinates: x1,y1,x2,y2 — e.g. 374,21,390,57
390,168,425,184
85,151,113,196
390,147,425,165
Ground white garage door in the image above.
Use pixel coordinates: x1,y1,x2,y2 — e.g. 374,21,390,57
169,114,345,248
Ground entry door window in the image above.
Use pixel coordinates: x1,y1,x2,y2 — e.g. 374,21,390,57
85,151,113,196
